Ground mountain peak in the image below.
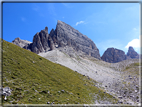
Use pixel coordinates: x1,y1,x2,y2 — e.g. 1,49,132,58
55,20,101,59
45,26,48,32
15,37,20,41
12,20,101,59
101,48,126,63
101,46,139,63
12,37,31,48
57,20,65,25
127,46,139,59
57,20,62,23
128,46,134,51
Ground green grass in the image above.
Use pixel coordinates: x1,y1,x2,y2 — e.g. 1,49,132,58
2,40,118,104
134,62,140,66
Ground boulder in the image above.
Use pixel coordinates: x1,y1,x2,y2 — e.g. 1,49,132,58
2,87,12,100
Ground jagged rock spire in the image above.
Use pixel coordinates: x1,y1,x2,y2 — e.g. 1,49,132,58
45,26,48,32
12,20,101,59
127,46,139,59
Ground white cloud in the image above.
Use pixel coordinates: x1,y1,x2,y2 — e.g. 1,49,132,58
125,37,140,49
125,36,141,54
75,21,85,26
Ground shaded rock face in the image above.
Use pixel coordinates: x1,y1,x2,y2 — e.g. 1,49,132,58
101,46,140,63
13,20,101,59
12,37,31,48
101,48,127,63
31,29,50,54
23,27,55,54
127,46,139,59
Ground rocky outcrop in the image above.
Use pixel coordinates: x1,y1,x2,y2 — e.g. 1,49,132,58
127,46,139,59
23,27,55,54
1,87,12,100
101,46,140,63
101,48,127,63
12,37,31,48
12,20,101,59
30,27,50,54
53,20,101,59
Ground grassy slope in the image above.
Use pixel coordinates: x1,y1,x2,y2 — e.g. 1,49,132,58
2,40,118,104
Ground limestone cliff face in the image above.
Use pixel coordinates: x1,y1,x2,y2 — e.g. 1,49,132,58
31,27,50,54
12,37,31,48
12,20,101,59
101,48,127,63
53,20,101,59
127,46,139,59
12,21,140,62
101,46,140,63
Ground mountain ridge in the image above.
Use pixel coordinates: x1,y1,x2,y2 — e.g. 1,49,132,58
13,20,101,60
8,20,141,105
101,47,140,63
12,20,140,63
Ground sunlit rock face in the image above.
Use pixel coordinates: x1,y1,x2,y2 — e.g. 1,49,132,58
12,20,101,59
12,37,31,48
53,20,101,59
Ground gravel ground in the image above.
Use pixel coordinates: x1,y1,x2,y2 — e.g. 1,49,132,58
38,49,140,105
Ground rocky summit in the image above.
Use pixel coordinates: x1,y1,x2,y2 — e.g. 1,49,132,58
12,37,31,48
12,20,140,63
101,48,127,63
12,20,101,59
54,20,101,59
24,26,54,54
127,46,139,59
101,46,139,63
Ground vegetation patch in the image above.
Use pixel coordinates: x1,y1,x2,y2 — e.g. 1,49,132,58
134,63,140,66
2,40,118,104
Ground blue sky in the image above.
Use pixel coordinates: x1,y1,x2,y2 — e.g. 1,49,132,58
3,2,140,56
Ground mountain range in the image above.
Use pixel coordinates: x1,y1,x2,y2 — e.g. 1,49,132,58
3,20,140,105
12,20,140,63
